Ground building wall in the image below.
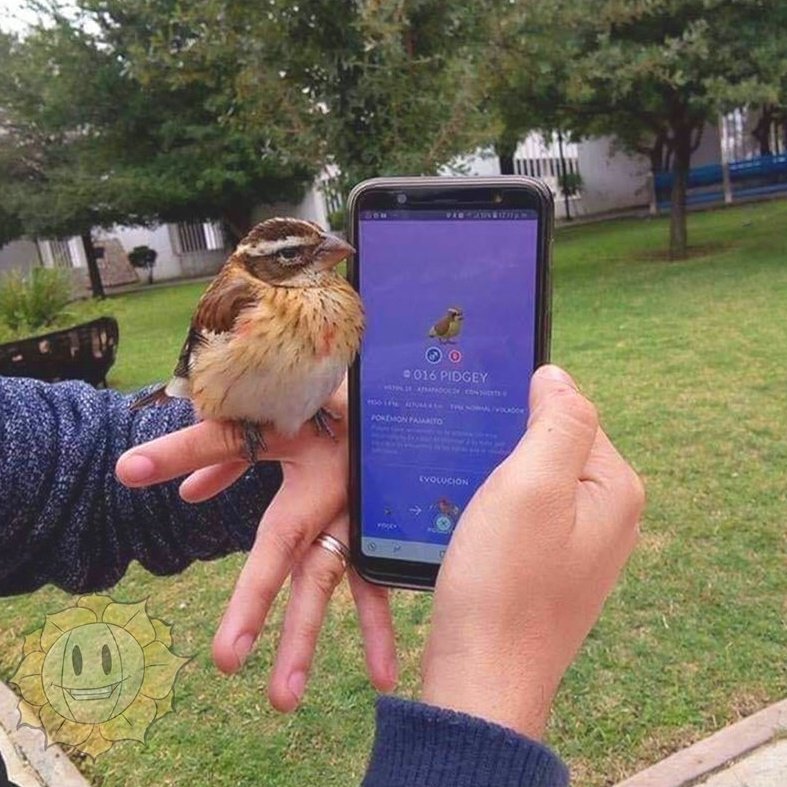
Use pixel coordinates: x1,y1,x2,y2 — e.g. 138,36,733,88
0,239,40,275
576,137,651,214
98,224,183,281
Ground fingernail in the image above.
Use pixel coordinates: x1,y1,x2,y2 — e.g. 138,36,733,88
233,633,255,668
537,364,577,388
120,454,155,484
287,671,307,703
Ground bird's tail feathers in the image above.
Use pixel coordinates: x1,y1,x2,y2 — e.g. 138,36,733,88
130,385,171,411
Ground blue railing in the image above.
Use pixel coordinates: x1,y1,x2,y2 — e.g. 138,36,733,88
654,153,787,210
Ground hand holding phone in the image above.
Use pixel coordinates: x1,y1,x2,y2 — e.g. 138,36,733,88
348,177,553,588
421,365,645,739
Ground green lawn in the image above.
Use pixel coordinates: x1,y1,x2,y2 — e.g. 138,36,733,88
1,201,785,786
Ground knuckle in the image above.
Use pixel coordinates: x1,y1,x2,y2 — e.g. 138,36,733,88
623,467,647,520
270,525,306,562
221,423,244,460
565,391,599,432
308,556,344,596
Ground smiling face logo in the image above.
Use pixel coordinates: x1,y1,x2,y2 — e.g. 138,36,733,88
9,595,189,759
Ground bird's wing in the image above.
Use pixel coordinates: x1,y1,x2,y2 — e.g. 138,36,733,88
432,315,451,336
164,269,257,397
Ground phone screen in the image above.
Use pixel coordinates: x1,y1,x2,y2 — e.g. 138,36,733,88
357,207,541,565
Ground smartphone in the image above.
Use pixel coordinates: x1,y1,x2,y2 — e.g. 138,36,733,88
347,176,553,590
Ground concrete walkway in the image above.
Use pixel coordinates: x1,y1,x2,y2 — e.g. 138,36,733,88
616,698,787,787
0,682,88,787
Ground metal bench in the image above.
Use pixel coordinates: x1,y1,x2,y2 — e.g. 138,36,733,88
0,316,119,388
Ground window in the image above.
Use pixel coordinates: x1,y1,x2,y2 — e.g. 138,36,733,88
175,221,225,254
38,238,79,268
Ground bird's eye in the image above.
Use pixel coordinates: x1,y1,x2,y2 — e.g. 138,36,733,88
279,247,299,260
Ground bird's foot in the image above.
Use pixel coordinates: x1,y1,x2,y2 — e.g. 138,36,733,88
241,420,267,464
312,407,340,441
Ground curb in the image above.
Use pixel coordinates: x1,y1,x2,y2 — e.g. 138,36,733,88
615,698,787,786
0,680,89,787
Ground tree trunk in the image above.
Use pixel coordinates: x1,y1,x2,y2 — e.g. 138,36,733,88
222,205,253,248
752,105,774,156
669,128,692,260
147,265,154,285
557,129,572,221
81,232,105,299
498,149,515,175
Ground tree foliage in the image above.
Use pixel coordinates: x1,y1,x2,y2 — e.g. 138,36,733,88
130,0,492,194
0,4,311,248
485,0,787,258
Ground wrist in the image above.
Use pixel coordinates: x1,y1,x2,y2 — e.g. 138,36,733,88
420,650,559,740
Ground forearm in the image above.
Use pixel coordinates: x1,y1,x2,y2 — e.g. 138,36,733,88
363,697,569,787
0,377,282,595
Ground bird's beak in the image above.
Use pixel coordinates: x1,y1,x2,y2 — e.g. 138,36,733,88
315,234,355,269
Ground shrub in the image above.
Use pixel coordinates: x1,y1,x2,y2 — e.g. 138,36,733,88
327,208,346,232
559,171,584,197
127,245,158,284
0,267,73,334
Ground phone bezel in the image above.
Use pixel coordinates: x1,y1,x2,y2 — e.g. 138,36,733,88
346,176,553,590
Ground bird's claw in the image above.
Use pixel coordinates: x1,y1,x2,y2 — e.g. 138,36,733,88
312,407,340,441
241,420,266,464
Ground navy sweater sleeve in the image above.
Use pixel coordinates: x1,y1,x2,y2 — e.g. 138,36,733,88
363,697,569,787
0,377,282,595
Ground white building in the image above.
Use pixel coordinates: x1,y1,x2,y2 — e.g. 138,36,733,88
0,123,733,285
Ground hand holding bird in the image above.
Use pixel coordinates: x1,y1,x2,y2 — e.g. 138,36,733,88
117,381,397,712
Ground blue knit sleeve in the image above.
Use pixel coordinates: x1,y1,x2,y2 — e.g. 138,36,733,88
0,377,282,595
363,697,569,787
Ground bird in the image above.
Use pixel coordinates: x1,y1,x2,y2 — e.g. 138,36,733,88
131,217,365,462
428,307,463,343
433,497,461,522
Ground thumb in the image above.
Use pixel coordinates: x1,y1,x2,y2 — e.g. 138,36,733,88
509,365,598,484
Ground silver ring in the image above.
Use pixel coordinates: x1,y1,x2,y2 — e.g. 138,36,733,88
313,533,350,570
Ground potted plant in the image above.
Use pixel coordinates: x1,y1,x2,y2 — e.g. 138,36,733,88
127,245,158,285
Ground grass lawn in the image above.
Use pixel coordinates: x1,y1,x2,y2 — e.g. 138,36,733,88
1,200,785,786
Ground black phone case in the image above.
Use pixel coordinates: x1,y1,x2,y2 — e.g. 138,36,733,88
346,176,554,590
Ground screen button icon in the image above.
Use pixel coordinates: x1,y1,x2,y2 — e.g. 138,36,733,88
448,349,462,363
434,514,453,533
425,347,443,364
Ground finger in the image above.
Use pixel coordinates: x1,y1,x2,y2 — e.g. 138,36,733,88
512,364,599,483
179,461,249,503
580,427,646,537
267,516,349,712
211,472,345,674
348,569,398,692
116,418,330,487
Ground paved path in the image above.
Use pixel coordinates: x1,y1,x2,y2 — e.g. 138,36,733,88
0,682,88,787
616,698,787,787
698,738,787,786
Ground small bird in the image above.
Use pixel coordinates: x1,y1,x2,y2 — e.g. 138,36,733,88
132,217,364,461
428,307,464,343
433,497,461,522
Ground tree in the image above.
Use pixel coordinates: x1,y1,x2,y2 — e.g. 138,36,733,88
127,0,493,197
0,6,311,297
484,0,787,258
568,0,787,259
128,245,158,285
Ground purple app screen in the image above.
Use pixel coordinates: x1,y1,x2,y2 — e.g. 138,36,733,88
359,209,539,563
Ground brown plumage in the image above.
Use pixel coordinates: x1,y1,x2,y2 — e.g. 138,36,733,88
132,217,364,459
428,307,463,342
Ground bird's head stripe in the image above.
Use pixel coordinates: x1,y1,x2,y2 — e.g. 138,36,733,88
237,235,317,256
